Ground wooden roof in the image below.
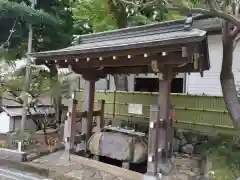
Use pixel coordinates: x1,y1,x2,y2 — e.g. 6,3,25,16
31,18,210,76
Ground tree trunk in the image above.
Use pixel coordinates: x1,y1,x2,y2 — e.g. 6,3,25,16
220,30,240,132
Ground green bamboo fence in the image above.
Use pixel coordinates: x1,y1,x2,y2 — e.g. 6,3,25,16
76,91,236,135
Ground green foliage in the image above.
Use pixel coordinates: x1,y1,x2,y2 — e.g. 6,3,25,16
33,0,75,52
201,136,240,179
0,63,76,130
0,0,75,60
72,0,117,32
0,0,58,26
1,65,71,103
72,0,183,32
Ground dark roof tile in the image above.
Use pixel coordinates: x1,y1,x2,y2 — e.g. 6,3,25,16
31,19,207,58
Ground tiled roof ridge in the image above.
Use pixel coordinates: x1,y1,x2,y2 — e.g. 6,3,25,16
74,19,186,45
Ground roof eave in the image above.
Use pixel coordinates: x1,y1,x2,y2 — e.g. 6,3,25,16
32,32,207,60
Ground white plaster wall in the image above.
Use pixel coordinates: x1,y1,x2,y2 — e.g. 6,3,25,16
186,34,240,96
0,112,10,133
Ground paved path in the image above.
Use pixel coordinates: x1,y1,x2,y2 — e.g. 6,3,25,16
0,167,47,180
29,151,141,180
27,151,207,180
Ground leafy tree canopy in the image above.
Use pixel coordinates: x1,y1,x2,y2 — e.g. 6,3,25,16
0,0,77,61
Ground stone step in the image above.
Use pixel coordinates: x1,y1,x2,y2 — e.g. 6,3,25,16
174,157,200,169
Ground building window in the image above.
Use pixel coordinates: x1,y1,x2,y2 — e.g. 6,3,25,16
134,78,184,93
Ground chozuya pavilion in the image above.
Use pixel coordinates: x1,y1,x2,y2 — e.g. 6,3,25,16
31,16,209,180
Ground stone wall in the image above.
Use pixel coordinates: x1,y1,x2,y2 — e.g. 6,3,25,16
173,130,208,155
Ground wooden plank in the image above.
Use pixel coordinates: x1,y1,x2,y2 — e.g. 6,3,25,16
55,52,185,68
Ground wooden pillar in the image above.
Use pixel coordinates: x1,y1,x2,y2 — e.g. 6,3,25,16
157,66,173,174
64,91,77,151
95,99,105,132
64,70,78,151
70,91,77,149
82,79,95,146
144,105,160,179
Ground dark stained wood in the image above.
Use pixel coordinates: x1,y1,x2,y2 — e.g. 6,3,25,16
146,105,160,177
70,98,77,149
35,43,198,62
158,66,172,170
95,100,105,132
72,63,207,76
76,110,102,119
41,51,187,68
82,80,95,145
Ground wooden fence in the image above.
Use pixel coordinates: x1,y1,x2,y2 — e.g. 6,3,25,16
77,91,236,135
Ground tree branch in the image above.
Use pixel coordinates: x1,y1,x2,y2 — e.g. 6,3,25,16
169,6,240,29
230,27,240,38
0,20,17,48
118,0,240,30
233,35,240,50
207,0,220,11
117,0,158,9
117,0,140,7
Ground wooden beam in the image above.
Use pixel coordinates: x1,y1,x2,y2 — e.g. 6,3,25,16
41,51,187,69
35,43,197,64
72,63,205,75
76,110,101,119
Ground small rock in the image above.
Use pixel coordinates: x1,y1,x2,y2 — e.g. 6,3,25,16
26,153,38,161
190,135,199,145
195,144,204,154
175,130,184,140
179,138,187,146
181,154,191,158
179,169,197,177
191,167,200,173
181,144,194,155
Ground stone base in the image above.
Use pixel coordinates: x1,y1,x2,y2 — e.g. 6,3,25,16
160,155,209,180
143,174,160,180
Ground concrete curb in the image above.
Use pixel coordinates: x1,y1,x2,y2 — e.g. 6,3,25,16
24,143,65,162
0,148,27,162
0,143,65,162
0,158,76,180
0,158,50,177
0,145,77,180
